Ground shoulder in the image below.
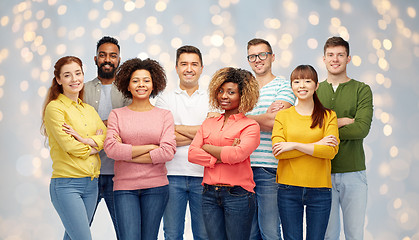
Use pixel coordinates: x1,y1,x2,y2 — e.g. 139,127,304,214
84,78,99,88
154,107,173,117
45,99,62,113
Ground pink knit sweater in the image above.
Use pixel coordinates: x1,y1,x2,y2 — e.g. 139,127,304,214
104,106,176,190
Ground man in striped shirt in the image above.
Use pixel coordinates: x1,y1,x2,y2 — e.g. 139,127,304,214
246,38,296,240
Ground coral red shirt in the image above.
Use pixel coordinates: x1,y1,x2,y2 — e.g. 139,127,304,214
188,113,260,192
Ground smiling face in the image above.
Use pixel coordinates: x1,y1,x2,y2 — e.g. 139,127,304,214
247,43,275,77
217,82,240,115
323,45,351,76
128,69,153,100
95,42,120,80
176,53,203,89
56,61,84,99
291,78,319,102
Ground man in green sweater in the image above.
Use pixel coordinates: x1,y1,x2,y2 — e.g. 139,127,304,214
317,36,373,240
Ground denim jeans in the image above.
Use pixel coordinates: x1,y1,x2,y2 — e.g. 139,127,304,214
163,176,208,240
325,171,368,240
114,185,169,240
250,167,282,240
277,184,331,240
202,184,255,240
50,177,98,240
90,174,119,239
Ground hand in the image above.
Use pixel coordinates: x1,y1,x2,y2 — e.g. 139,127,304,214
232,138,240,146
90,147,99,155
337,117,354,128
95,128,103,135
315,135,338,147
113,134,122,143
266,100,284,113
272,142,295,156
62,123,84,143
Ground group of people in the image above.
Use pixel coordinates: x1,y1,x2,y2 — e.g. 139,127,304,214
41,35,373,240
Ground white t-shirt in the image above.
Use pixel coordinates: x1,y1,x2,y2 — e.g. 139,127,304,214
155,86,210,177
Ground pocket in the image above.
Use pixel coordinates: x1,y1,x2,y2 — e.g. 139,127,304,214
228,186,249,197
357,170,368,185
277,183,291,190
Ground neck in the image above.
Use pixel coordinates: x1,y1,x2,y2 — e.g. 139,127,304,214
98,77,115,85
255,72,275,88
129,98,154,112
327,73,350,86
180,83,199,96
64,92,79,103
223,109,239,122
295,98,314,116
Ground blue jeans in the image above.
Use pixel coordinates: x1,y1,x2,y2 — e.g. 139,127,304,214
114,185,169,240
90,174,119,239
50,177,98,240
202,184,255,240
163,176,208,240
250,167,282,240
325,171,368,240
277,184,331,240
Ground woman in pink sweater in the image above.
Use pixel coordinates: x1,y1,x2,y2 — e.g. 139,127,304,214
104,58,176,240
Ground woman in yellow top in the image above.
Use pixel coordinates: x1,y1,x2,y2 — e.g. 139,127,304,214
41,56,106,240
271,65,339,240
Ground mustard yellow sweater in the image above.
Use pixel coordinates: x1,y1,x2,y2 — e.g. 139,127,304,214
271,106,339,188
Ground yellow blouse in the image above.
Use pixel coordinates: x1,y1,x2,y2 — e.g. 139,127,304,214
44,94,106,179
271,106,339,188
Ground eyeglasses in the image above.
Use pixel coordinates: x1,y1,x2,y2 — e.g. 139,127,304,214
247,52,272,62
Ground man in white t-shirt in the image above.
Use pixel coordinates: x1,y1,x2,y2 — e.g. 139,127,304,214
156,45,213,240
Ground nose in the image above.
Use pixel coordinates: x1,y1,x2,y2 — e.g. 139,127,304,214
186,64,192,72
221,91,228,99
105,54,111,62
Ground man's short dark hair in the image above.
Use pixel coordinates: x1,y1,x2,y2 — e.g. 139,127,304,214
176,45,203,66
247,38,273,53
323,36,350,56
96,36,120,52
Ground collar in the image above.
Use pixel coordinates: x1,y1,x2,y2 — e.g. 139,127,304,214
217,112,246,121
174,85,206,95
57,93,83,107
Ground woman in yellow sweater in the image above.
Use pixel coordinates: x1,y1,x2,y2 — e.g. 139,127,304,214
271,65,339,240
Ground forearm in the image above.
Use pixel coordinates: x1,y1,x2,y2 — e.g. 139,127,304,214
202,144,222,161
175,125,200,139
80,138,99,148
131,145,159,158
247,112,276,132
294,142,315,156
175,132,193,146
129,153,153,163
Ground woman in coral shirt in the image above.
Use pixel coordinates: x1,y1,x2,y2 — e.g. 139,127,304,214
188,67,260,240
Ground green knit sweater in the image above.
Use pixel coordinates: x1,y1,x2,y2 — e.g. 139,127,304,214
317,79,373,173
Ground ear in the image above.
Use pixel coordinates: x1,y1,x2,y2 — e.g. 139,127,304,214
315,82,319,91
94,56,97,64
347,55,351,64
271,53,275,62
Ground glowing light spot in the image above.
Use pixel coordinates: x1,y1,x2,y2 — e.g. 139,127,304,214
210,34,223,47
394,198,402,209
383,124,392,136
400,212,409,224
33,138,42,150
88,9,99,21
56,44,67,55
40,148,50,159
378,20,387,30
38,86,47,97
170,37,182,49
0,88,3,98
342,2,352,13
100,18,111,28
212,15,223,25
173,15,184,25
1,16,9,26
40,71,49,82
104,0,114,11
351,55,361,66
219,0,230,8
308,12,319,25
383,39,392,50
376,73,385,84
138,52,149,59
42,18,51,29
155,1,167,12
127,23,139,35
23,31,36,42
378,58,389,71
134,33,146,43
148,44,161,56
209,5,221,15
21,101,29,115
283,0,298,13
380,112,390,123
330,0,340,10
0,75,5,86
403,28,412,38
407,7,416,18
36,10,45,20
384,78,392,89
224,36,235,47
307,38,318,49
209,48,221,59
379,184,388,195
135,0,145,8
159,52,170,65
379,162,390,177
57,5,67,15
390,146,398,158
20,81,29,92
331,17,341,27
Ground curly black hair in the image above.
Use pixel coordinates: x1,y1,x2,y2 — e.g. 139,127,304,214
114,58,167,99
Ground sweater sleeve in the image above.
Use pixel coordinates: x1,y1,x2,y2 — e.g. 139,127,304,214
271,111,306,160
104,110,133,160
313,111,340,159
339,84,373,140
44,103,91,160
220,122,260,164
149,110,176,164
188,120,218,168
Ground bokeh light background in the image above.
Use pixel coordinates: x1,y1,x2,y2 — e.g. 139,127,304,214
1,0,419,239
